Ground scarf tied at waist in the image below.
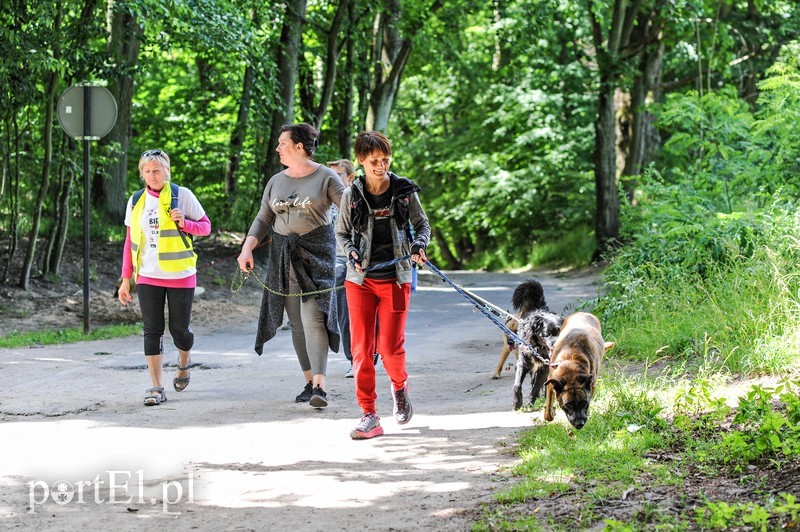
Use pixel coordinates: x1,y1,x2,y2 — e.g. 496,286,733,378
254,224,340,355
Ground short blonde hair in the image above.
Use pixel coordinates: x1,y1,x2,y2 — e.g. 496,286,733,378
139,149,171,180
327,159,355,175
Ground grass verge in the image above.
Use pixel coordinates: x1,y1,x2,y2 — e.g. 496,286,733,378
0,324,140,348
475,374,800,530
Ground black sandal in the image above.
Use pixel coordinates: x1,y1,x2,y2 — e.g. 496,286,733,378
143,387,166,406
173,362,194,392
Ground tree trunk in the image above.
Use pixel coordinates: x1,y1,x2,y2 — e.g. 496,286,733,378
223,63,255,215
41,136,62,277
366,2,411,132
432,227,461,269
98,0,141,223
587,0,640,257
2,115,21,284
594,79,620,255
0,118,9,215
42,0,99,277
262,0,307,181
622,6,665,201
310,0,349,129
366,0,443,132
453,235,474,265
337,4,357,158
47,137,73,276
355,34,371,132
20,3,62,289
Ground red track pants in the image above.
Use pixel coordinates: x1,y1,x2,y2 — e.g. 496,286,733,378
345,278,411,414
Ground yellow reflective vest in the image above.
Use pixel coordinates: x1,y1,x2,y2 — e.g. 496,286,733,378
129,184,196,280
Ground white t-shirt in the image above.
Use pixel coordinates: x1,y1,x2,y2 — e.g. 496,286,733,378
124,186,205,279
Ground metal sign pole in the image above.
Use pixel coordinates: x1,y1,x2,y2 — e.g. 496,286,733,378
83,85,91,334
56,83,117,335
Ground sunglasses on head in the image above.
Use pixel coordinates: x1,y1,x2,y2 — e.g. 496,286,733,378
142,149,165,157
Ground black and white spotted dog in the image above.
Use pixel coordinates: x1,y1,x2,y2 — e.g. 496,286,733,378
511,279,564,411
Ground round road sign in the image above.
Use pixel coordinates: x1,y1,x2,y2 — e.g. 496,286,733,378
57,84,117,140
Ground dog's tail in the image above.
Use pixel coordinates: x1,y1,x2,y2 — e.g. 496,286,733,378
512,279,548,312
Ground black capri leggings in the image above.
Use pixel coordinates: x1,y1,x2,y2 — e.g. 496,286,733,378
136,284,195,355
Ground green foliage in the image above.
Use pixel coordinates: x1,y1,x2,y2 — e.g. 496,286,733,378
695,493,800,531
485,374,800,529
671,377,730,436
753,43,800,193
4,0,800,278
657,86,800,211
393,0,596,268
658,89,766,211
714,380,800,466
481,374,681,529
596,55,800,372
527,226,596,269
603,375,667,432
597,189,800,373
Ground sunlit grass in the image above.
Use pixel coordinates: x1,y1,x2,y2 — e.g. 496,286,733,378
603,247,800,375
478,372,707,529
0,323,140,348
479,370,800,529
528,226,596,269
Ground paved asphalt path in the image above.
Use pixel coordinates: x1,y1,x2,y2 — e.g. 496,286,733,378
0,270,599,530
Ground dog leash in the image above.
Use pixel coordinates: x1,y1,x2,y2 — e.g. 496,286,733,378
421,260,551,366
455,284,517,322
231,253,550,365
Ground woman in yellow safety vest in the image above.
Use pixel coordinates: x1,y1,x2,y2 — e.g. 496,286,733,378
117,150,211,406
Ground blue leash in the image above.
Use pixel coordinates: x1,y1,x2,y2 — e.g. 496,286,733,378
350,254,549,365
364,256,408,272
421,260,551,366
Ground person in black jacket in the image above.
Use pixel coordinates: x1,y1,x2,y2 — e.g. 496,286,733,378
335,131,431,439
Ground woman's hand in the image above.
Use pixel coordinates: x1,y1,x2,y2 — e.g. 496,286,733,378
169,208,185,229
237,249,254,273
411,247,427,266
237,236,259,273
349,251,364,274
118,278,133,306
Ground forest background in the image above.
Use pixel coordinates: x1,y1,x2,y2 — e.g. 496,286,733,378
3,0,800,528
1,0,799,282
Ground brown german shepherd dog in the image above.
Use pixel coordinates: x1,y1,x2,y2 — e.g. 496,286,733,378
543,312,615,429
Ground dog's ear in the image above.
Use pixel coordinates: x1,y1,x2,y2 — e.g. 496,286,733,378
604,341,615,352
545,378,564,394
577,374,594,389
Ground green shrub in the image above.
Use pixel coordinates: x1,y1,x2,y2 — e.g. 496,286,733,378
714,380,800,466
596,195,800,374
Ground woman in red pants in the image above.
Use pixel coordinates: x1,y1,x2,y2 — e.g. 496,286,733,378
335,131,431,439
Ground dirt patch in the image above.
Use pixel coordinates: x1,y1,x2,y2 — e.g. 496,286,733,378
0,233,263,336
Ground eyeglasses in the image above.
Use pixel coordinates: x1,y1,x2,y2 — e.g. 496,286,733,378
142,149,166,158
335,172,348,178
